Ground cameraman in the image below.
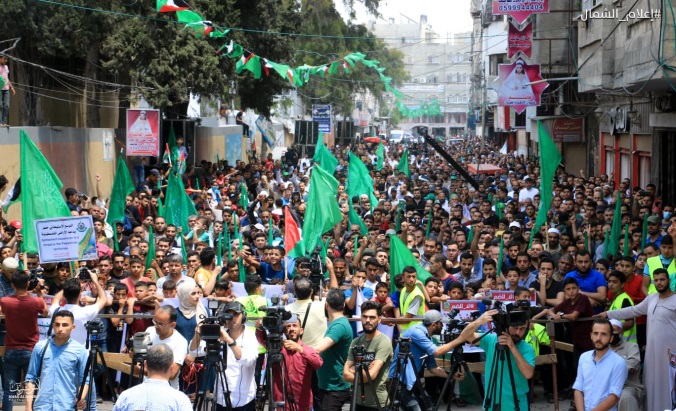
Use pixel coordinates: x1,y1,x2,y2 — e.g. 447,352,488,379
0,270,49,410
389,310,466,411
189,301,260,411
459,309,535,411
255,314,323,411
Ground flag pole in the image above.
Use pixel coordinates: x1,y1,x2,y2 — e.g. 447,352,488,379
545,222,550,251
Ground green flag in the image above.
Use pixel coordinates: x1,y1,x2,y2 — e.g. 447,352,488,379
529,121,562,247
224,222,232,261
607,192,622,257
107,159,135,251
397,149,411,178
145,227,155,270
348,205,368,235
313,138,339,175
303,166,343,254
496,237,505,275
584,231,589,252
623,224,631,257
240,183,250,209
376,141,384,171
216,231,223,267
641,212,648,249
603,228,610,259
162,172,197,234
19,130,72,253
389,235,431,293
347,152,378,208
467,225,475,244
163,125,180,168
181,236,187,264
268,218,274,245
425,209,433,237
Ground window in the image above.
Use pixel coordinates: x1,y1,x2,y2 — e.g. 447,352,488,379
639,154,651,189
446,95,458,103
620,152,631,181
428,55,440,64
489,53,507,76
605,149,615,176
427,76,438,83
514,111,526,127
464,52,472,61
405,55,415,64
453,53,462,63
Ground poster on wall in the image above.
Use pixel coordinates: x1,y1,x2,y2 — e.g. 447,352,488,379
552,118,584,143
493,59,549,114
126,109,160,156
312,104,332,133
508,21,533,59
102,130,114,161
493,0,549,24
34,216,98,263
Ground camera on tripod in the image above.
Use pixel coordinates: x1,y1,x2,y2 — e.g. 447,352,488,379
482,298,530,335
132,331,152,354
308,247,326,295
85,320,104,346
201,299,233,341
27,267,44,291
440,309,478,344
259,295,292,355
352,344,367,364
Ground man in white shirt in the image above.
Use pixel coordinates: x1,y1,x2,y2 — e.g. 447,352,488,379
156,254,196,292
518,177,539,211
113,344,192,410
189,301,260,411
49,272,109,345
143,306,188,390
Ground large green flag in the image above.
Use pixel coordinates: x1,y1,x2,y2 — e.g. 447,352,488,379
607,192,622,257
313,139,338,175
376,141,384,171
397,149,411,178
106,159,135,249
530,121,562,247
19,130,72,253
496,237,505,275
162,172,197,234
145,227,155,270
303,166,343,254
348,205,368,235
347,152,378,208
239,183,250,209
389,235,431,293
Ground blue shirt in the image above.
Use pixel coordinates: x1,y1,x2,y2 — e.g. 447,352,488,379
572,349,627,411
564,269,607,294
518,271,538,288
388,324,438,390
112,378,192,411
479,332,535,411
258,261,286,284
26,337,89,411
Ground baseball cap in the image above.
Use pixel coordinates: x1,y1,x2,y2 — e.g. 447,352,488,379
509,221,522,229
422,310,450,325
524,176,532,182
647,215,661,224
9,220,22,230
609,319,623,330
285,314,299,324
224,301,245,313
253,223,265,231
149,169,161,177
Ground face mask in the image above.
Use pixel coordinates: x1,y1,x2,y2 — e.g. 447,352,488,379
664,211,672,220
611,333,622,345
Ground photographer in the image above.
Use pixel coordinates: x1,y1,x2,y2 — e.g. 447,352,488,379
0,270,49,410
458,308,535,411
142,306,188,390
255,314,323,411
389,310,466,411
189,301,260,411
343,301,393,411
113,344,192,411
25,310,90,411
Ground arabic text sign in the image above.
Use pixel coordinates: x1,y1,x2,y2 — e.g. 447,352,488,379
552,118,584,143
312,104,332,133
35,216,98,263
493,0,549,24
508,21,533,59
126,109,160,156
581,7,661,22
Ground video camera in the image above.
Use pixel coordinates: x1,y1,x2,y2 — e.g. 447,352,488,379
132,331,152,354
27,267,44,291
259,295,291,356
352,344,367,365
200,299,233,341
78,267,93,282
482,298,531,335
440,309,479,344
85,320,105,347
308,246,326,296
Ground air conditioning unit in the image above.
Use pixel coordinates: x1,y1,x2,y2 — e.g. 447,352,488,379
655,94,676,112
412,78,419,83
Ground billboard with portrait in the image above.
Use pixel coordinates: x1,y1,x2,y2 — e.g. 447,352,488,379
494,59,549,114
127,109,160,156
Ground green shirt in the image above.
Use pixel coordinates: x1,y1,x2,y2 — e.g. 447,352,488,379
346,332,393,408
318,317,353,391
479,332,535,411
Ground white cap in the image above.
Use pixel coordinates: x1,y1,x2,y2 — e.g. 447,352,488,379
609,319,623,330
253,223,265,231
509,221,521,229
548,227,561,235
1,257,19,273
260,191,269,197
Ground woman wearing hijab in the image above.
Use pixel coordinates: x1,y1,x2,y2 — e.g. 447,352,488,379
499,59,535,103
176,283,208,343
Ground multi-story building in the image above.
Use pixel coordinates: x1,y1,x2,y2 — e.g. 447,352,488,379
371,16,473,137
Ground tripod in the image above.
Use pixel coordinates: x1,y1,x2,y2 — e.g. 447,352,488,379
435,345,472,411
259,346,298,411
387,345,430,411
351,346,383,411
481,332,520,411
128,353,147,389
75,331,119,411
193,341,232,411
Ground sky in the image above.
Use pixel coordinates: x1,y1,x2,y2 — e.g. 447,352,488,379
336,0,473,37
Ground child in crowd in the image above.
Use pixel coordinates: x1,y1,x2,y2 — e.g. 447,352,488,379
162,280,177,299
505,266,520,290
371,281,394,317
391,274,405,318
424,277,446,311
208,279,236,304
448,282,465,300
108,283,132,354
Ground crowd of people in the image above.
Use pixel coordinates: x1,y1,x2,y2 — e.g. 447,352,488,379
0,135,675,411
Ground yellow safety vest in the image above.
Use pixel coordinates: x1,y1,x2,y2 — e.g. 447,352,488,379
609,292,637,343
399,286,425,331
237,294,268,354
646,255,676,294
526,323,550,357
